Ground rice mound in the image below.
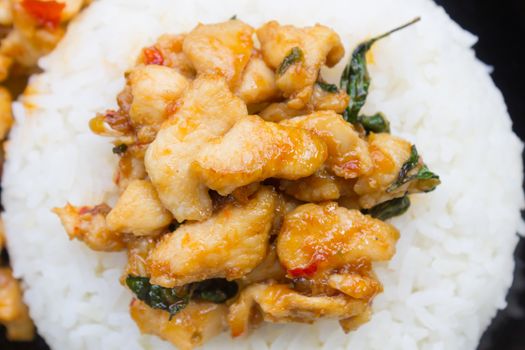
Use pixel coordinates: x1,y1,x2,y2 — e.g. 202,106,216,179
3,0,524,349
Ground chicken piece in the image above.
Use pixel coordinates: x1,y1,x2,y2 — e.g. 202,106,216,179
327,272,382,300
258,82,349,122
310,82,349,113
147,187,277,287
5,1,66,69
259,101,305,122
127,65,189,143
106,180,173,236
238,244,286,287
145,76,247,221
0,0,11,25
281,111,373,179
279,168,354,202
257,21,344,107
194,114,328,195
235,52,279,105
228,283,368,337
0,268,35,341
124,236,157,278
114,145,148,191
183,20,254,88
130,300,226,350
339,306,372,333
0,87,13,140
138,34,196,78
277,202,399,276
53,203,125,251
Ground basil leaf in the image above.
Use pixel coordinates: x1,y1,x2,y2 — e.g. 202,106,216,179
316,81,339,93
277,47,303,76
340,17,421,124
359,112,390,134
192,278,238,303
365,196,411,221
387,145,441,193
126,275,189,317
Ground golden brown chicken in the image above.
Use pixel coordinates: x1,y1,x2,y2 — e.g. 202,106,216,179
131,299,227,350
147,187,277,287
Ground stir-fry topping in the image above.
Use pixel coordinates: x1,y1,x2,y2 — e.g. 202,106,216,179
54,18,440,349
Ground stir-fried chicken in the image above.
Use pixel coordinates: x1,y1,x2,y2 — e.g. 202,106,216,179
147,187,277,287
235,52,279,105
54,203,124,251
0,268,34,341
145,76,247,221
106,180,173,236
257,21,344,108
279,168,354,202
194,114,327,195
131,300,227,350
228,283,368,337
55,18,440,349
127,65,189,143
281,111,373,179
183,19,254,89
277,202,399,274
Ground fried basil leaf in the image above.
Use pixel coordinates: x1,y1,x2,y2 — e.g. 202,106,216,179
387,145,440,193
316,81,339,93
192,278,238,303
365,196,411,221
340,17,421,124
277,47,303,75
359,112,390,134
126,276,189,318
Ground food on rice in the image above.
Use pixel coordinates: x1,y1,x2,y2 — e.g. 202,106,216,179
52,17,441,349
0,222,34,341
0,0,91,81
3,0,524,349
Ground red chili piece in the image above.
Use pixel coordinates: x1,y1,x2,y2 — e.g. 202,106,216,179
143,46,164,65
21,0,65,29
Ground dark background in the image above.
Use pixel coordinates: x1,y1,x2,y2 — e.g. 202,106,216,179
1,0,525,349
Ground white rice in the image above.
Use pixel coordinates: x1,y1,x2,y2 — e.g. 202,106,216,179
3,0,524,349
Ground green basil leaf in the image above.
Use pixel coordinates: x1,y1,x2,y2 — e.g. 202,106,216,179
277,47,303,76
340,17,420,124
316,81,339,93
359,112,390,134
365,196,411,221
191,278,238,303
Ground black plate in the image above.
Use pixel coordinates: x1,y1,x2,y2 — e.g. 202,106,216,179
1,0,524,348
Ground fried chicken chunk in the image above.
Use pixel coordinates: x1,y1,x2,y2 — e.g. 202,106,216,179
53,203,124,251
130,300,226,350
0,268,34,341
106,180,172,236
279,168,354,202
235,52,279,104
277,202,399,274
146,76,328,222
194,114,328,195
281,111,373,179
145,76,248,222
127,65,189,143
228,283,368,337
257,21,344,107
147,187,277,288
183,20,254,88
